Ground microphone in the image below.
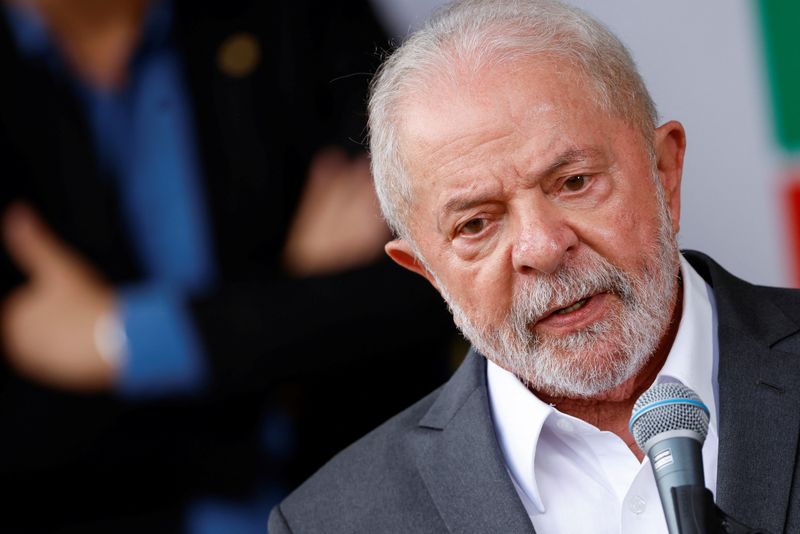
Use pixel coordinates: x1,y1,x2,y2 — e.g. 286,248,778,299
629,383,710,534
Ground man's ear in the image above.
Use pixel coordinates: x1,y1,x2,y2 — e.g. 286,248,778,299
653,120,686,235
385,239,438,289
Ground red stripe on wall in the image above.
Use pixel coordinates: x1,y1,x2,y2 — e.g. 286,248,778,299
785,177,800,286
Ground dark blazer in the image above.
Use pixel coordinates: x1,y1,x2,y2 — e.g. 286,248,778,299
269,251,800,534
0,1,456,530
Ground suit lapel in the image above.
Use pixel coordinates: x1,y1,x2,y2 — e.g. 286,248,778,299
411,352,535,534
687,251,800,533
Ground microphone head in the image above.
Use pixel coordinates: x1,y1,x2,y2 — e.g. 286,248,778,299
629,382,710,454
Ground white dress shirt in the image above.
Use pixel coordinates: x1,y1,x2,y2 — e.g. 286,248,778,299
487,257,720,533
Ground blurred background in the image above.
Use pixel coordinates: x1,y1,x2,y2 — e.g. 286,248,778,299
0,0,460,532
0,0,796,533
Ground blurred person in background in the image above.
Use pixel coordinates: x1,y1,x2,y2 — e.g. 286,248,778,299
0,0,456,531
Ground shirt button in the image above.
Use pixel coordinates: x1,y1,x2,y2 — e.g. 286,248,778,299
628,495,647,515
555,419,573,432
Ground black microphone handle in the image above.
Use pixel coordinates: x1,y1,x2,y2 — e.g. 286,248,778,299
671,485,714,533
671,485,771,534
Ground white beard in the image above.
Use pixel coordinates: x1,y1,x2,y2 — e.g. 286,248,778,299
431,188,680,398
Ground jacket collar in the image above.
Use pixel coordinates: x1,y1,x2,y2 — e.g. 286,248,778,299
414,349,536,533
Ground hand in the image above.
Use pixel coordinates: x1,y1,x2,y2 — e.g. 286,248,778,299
283,148,391,277
1,204,120,391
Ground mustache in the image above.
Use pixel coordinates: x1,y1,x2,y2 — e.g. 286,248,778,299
511,254,632,325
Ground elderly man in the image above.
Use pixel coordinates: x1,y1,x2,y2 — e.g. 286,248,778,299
269,1,800,532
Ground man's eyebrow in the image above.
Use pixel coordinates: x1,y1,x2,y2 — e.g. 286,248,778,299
442,194,495,214
543,147,605,175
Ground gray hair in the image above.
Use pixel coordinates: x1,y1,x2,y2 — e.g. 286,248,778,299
368,0,658,238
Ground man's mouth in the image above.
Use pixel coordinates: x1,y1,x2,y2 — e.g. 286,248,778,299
530,292,609,330
553,297,590,315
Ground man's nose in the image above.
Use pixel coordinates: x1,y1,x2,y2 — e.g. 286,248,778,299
511,205,578,275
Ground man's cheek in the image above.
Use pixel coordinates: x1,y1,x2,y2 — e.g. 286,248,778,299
585,210,640,259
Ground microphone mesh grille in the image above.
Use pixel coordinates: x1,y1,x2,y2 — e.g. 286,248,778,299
630,382,709,451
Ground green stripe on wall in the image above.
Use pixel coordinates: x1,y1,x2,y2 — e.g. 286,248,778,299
758,0,800,152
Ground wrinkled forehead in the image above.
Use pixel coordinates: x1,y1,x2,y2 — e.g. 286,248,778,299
394,55,611,178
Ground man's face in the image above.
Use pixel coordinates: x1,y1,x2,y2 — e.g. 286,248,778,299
386,57,686,398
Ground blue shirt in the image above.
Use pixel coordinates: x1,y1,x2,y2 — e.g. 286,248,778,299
5,1,287,531
5,0,213,396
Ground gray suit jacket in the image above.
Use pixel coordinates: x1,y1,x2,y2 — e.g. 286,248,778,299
269,251,800,533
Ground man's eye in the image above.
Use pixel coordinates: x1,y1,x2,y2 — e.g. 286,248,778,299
460,218,487,235
563,175,588,192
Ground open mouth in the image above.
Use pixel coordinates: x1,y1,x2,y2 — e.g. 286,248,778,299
531,293,606,328
553,297,590,315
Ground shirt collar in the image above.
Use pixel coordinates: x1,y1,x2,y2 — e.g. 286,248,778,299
656,256,719,431
487,255,719,515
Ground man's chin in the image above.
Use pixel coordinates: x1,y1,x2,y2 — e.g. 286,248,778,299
496,343,648,399
527,372,633,399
